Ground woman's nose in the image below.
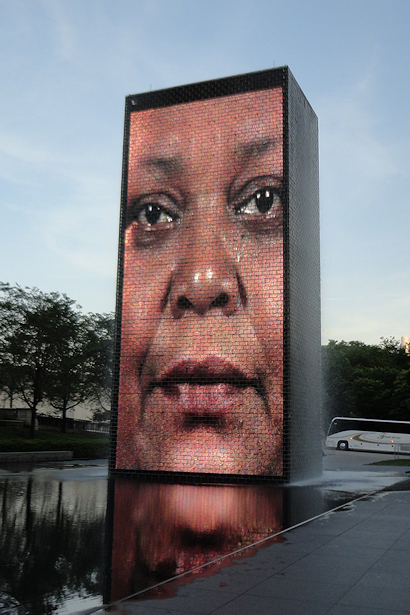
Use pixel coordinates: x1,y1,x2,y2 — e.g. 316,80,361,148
169,222,242,319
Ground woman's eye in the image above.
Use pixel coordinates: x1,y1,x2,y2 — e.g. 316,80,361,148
127,197,180,230
139,203,173,226
237,187,280,216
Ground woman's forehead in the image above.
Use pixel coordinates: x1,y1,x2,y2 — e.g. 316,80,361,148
130,87,283,150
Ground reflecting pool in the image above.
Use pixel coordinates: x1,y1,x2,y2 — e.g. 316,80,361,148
0,463,107,615
0,462,358,614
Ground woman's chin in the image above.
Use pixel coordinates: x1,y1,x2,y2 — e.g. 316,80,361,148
138,429,281,475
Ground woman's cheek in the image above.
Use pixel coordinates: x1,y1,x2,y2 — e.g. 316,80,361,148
241,245,283,362
122,252,174,362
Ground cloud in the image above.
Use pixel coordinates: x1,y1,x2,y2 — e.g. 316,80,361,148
38,0,77,61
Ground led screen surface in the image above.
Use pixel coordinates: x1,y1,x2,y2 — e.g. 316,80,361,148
114,78,285,477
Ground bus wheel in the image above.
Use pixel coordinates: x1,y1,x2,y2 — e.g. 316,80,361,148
337,441,349,451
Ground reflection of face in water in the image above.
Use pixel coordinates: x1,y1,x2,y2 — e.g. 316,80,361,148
110,481,283,601
117,88,283,475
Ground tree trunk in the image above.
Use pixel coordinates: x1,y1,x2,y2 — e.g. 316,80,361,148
62,405,67,434
30,406,37,439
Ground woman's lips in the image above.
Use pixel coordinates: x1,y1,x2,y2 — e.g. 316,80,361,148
152,357,261,389
145,357,264,426
171,383,243,424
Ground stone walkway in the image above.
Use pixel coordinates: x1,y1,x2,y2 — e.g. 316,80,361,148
84,482,410,615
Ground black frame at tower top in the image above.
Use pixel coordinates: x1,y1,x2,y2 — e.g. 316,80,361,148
125,66,289,113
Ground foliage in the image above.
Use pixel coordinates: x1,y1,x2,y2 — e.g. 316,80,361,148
322,337,410,428
45,312,114,431
0,283,81,437
0,283,114,436
0,346,20,409
392,368,410,420
84,312,115,422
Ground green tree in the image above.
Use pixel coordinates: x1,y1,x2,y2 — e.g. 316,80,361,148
45,314,93,433
0,283,81,438
85,312,114,422
321,340,355,427
322,337,410,426
45,312,114,429
350,368,392,419
392,368,410,420
0,340,20,408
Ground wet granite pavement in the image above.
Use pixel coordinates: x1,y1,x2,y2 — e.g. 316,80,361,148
1,452,410,614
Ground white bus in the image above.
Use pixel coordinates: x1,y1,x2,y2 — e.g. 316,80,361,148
325,417,410,454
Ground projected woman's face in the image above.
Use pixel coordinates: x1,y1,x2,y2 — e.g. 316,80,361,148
117,88,284,476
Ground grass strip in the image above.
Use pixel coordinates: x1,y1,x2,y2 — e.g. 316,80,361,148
0,424,109,459
370,459,410,466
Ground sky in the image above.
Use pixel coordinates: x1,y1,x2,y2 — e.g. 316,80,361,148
1,0,409,346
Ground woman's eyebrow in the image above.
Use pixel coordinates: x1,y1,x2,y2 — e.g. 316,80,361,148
236,138,277,163
140,155,184,176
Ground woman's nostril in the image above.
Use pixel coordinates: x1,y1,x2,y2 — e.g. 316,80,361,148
176,292,230,313
211,293,229,308
177,296,193,310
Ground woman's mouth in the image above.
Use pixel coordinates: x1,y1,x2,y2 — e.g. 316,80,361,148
151,357,263,395
145,357,265,429
154,357,260,387
134,355,280,475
